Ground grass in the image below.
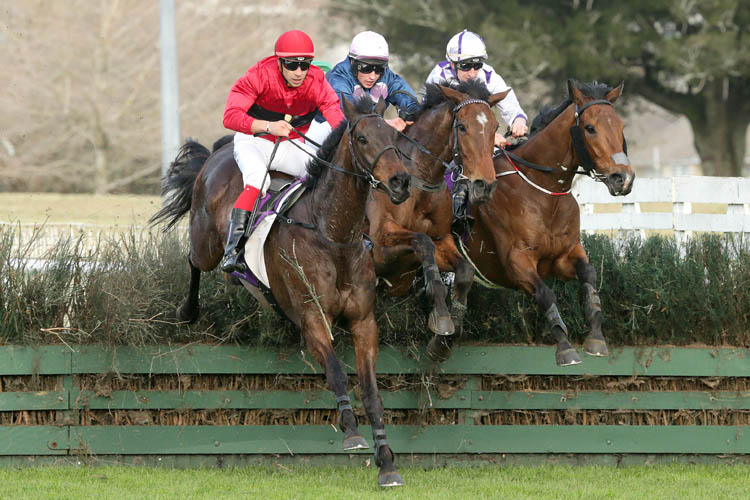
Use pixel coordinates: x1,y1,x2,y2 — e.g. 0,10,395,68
0,464,748,500
0,193,161,226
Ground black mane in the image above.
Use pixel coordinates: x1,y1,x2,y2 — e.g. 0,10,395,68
304,96,378,187
530,80,614,135
419,78,492,117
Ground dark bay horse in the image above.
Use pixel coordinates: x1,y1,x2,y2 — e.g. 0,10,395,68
150,97,409,487
367,80,508,338
432,80,634,366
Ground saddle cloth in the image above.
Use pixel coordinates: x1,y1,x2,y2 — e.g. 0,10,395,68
237,178,306,288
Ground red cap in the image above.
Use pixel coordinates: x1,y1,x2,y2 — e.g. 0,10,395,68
274,30,314,58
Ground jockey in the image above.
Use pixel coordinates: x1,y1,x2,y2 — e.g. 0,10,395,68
220,29,345,274
425,29,528,147
306,31,420,145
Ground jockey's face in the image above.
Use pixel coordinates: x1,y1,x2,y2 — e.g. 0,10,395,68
279,58,311,88
453,60,484,83
454,65,480,83
354,61,386,89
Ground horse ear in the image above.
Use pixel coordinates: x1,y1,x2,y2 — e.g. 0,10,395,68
342,96,358,121
374,97,387,116
488,89,510,108
438,84,464,105
606,81,625,104
567,79,585,106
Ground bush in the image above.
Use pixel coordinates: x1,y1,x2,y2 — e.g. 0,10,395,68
1,226,749,348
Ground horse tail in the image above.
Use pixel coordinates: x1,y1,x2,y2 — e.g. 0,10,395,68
148,139,212,232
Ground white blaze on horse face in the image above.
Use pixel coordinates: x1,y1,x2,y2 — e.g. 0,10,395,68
476,111,488,134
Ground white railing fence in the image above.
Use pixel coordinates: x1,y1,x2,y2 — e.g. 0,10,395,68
574,176,750,243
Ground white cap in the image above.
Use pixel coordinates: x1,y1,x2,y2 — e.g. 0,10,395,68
348,31,389,62
446,30,487,62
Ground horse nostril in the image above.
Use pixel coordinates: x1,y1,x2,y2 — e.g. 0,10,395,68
389,174,410,193
609,173,624,188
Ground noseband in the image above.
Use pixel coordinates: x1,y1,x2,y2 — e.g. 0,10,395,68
570,99,630,181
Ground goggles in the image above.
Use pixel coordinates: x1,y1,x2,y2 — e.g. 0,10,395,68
455,61,483,72
356,62,386,75
281,58,312,71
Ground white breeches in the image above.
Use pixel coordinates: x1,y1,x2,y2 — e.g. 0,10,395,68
304,119,333,149
233,132,317,194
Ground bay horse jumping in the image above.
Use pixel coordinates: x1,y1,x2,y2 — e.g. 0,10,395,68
150,97,410,487
367,80,508,338
431,80,634,366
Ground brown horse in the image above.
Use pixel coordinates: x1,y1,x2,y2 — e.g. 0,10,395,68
367,80,508,338
431,80,634,366
150,97,410,487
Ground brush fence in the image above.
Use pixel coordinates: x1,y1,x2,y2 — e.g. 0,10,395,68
2,344,750,465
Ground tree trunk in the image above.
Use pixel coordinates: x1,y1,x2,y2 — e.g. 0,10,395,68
684,78,747,177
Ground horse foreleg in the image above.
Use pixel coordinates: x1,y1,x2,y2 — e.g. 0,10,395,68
301,317,367,451
378,224,453,336
511,250,581,366
427,241,472,361
574,257,608,357
350,316,403,487
177,255,201,323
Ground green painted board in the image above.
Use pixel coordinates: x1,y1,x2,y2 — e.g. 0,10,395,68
68,345,750,377
0,346,70,375
70,389,469,410
0,391,68,411
0,426,68,455
472,391,750,410
69,425,750,455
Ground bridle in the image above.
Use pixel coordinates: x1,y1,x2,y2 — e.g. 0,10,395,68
497,98,630,193
396,97,493,192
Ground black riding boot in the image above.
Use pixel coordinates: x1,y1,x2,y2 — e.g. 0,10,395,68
220,208,252,273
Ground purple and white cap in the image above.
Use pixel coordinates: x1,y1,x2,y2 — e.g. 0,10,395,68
446,29,488,62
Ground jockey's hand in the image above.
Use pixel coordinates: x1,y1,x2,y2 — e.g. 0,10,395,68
494,132,508,148
385,117,411,132
510,117,529,137
269,120,293,137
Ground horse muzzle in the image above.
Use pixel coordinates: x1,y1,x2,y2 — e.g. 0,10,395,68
387,173,411,205
605,171,635,196
468,179,498,205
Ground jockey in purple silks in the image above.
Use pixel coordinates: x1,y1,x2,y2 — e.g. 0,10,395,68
425,29,529,148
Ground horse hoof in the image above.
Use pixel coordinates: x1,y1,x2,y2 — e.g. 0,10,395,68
378,470,404,487
427,335,452,363
342,435,369,451
584,338,609,357
556,348,582,366
176,305,198,324
428,311,455,336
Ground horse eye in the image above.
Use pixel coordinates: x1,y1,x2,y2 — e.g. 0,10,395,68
357,135,368,144
585,124,596,134
457,123,467,133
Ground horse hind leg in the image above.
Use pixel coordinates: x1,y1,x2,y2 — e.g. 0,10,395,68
574,258,608,357
534,278,581,366
177,255,201,323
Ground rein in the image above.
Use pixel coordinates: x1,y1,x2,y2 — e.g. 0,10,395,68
396,97,493,192
496,98,626,195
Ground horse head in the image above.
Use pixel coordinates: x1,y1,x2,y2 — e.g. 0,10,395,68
567,80,634,196
439,84,509,205
342,96,411,204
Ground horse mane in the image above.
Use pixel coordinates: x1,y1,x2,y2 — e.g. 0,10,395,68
419,79,491,116
530,80,614,135
304,95,377,187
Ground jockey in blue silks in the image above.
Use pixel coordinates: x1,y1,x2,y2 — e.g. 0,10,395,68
306,31,421,144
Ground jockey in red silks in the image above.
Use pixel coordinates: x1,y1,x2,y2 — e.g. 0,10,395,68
220,30,345,274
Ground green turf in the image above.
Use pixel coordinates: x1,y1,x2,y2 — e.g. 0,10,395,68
0,464,748,500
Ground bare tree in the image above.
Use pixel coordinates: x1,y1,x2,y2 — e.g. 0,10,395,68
0,0,334,193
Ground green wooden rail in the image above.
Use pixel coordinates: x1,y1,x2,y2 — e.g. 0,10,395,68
1,344,750,458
